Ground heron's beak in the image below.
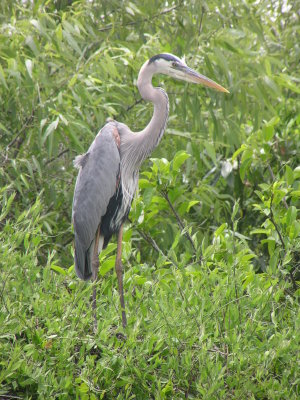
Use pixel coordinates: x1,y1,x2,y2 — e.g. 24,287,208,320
173,65,229,93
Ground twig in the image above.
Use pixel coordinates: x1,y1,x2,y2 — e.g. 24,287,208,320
161,190,197,253
269,212,285,249
136,228,163,255
198,6,205,35
44,148,70,166
126,98,143,113
136,227,177,269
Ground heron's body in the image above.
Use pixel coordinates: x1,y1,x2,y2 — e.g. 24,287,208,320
72,53,228,329
72,121,134,280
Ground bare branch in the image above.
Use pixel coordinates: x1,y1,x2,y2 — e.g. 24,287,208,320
125,98,143,113
44,148,70,167
136,228,164,256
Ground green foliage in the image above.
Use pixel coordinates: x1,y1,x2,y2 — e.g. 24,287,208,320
0,188,299,399
0,0,299,398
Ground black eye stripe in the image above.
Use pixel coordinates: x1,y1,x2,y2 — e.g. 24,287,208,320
149,53,182,64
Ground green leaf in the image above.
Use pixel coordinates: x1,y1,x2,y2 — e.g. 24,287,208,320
0,192,16,221
187,200,200,212
214,223,227,237
171,232,180,250
262,125,274,141
51,265,67,276
143,187,154,206
286,206,297,226
242,271,254,289
172,151,190,171
133,275,147,285
99,258,115,276
240,158,252,181
294,166,300,179
232,144,247,161
290,191,300,198
79,382,89,393
139,179,153,189
63,30,82,55
250,229,271,235
275,74,300,94
231,201,239,222
42,118,59,145
285,165,294,185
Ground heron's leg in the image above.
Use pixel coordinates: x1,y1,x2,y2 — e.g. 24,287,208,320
92,226,101,333
115,225,127,328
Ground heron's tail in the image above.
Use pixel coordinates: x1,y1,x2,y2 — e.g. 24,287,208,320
74,235,93,281
74,234,104,281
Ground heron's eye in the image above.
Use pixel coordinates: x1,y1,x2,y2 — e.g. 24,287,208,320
172,61,178,68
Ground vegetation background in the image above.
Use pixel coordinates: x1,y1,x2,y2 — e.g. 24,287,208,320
0,0,299,398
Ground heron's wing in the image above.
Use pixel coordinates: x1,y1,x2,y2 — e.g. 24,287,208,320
72,123,120,280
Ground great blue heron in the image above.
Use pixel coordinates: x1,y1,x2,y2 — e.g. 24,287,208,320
72,53,228,329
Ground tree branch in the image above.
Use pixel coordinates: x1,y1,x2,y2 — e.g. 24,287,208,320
44,148,70,166
161,190,197,253
136,228,163,256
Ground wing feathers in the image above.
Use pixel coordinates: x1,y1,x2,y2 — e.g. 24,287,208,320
73,153,89,169
72,123,121,280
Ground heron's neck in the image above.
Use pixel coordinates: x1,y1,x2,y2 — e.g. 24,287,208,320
139,82,169,147
133,67,169,165
119,64,169,188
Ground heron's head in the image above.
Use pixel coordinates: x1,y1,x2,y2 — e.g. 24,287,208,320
148,53,229,93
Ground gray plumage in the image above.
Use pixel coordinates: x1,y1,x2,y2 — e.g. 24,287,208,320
72,123,120,279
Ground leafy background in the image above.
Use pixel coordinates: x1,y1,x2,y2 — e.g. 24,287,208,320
0,0,299,398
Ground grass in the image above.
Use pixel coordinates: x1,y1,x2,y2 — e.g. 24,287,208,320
0,202,299,399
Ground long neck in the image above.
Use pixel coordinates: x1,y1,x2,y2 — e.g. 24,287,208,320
120,62,169,171
137,74,169,157
118,62,169,208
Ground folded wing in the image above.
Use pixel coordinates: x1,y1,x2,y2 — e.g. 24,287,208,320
72,123,120,280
